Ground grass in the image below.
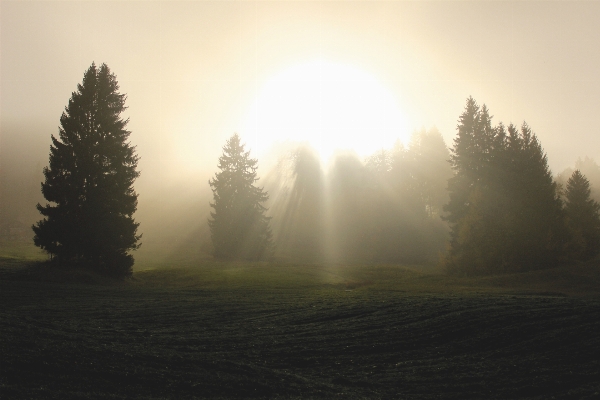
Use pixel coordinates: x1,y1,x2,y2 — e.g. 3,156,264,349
1,241,600,398
132,259,600,297
0,239,47,261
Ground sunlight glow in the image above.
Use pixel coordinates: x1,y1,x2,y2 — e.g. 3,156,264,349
241,60,408,162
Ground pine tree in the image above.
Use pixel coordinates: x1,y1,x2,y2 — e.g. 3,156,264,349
444,98,565,275
503,123,566,270
444,98,498,274
32,63,141,277
209,134,271,260
445,98,495,228
557,157,600,204
564,170,600,260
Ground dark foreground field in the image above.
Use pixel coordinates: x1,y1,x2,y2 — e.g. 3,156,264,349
1,257,600,399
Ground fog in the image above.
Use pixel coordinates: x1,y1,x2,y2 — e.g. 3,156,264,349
2,1,600,267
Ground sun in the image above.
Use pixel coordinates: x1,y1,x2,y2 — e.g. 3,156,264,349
241,59,408,163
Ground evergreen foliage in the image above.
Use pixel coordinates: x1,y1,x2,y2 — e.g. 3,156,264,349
445,97,565,275
556,157,600,204
209,134,271,260
564,170,600,260
32,63,141,277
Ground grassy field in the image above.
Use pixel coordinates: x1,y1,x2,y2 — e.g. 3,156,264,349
1,242,600,398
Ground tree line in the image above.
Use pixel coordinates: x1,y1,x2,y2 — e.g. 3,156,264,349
444,97,600,274
31,64,600,277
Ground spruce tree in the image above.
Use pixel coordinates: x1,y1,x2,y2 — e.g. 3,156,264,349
209,134,271,260
444,98,565,275
445,98,495,228
444,98,498,274
32,63,141,277
564,170,600,260
503,123,566,270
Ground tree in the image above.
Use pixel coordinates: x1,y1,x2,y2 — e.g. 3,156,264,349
208,134,271,260
408,127,453,218
326,144,446,264
444,98,496,228
502,123,566,271
444,98,565,275
556,157,600,204
444,98,499,274
564,170,600,260
325,152,366,261
268,145,325,261
32,63,141,277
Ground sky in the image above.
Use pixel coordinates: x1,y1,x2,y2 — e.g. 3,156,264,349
2,0,600,246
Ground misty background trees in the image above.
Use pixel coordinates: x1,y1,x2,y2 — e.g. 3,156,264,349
4,69,600,275
258,97,600,272
209,134,272,260
564,170,600,260
556,157,600,203
262,127,452,264
32,63,141,277
263,145,326,262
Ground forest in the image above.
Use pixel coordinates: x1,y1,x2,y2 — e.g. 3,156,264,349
258,98,600,275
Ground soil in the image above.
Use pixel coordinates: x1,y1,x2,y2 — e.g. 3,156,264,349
1,262,599,399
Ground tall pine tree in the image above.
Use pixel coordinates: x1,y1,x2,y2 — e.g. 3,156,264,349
209,134,271,260
502,123,566,270
445,98,496,228
33,63,141,277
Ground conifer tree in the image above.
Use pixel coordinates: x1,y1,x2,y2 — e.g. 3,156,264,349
564,170,600,260
445,98,495,228
444,98,565,275
209,134,271,260
503,123,566,270
32,63,141,276
444,98,497,274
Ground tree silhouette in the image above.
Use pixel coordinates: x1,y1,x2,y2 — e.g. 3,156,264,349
209,134,271,260
564,170,600,260
556,157,600,204
32,63,141,277
445,98,565,275
445,98,495,229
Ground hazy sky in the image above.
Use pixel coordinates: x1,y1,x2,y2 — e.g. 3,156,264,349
2,0,600,188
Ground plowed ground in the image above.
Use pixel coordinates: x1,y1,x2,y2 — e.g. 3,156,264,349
1,261,599,399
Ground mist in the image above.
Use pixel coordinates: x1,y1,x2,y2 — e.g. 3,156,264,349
3,1,600,269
